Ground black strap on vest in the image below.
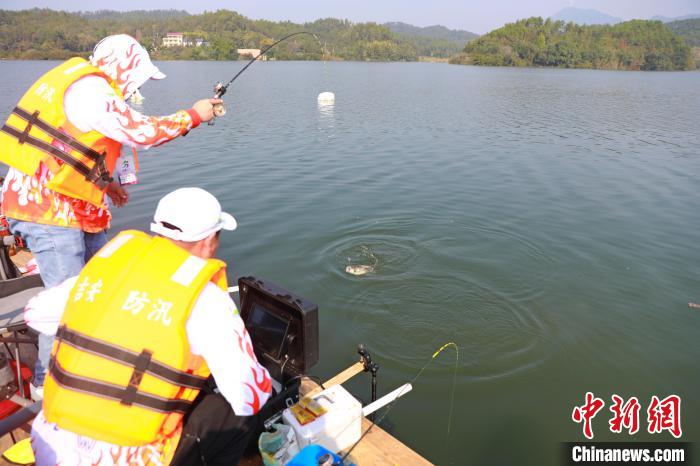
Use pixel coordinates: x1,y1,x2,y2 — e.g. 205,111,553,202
55,326,207,390
12,106,105,162
121,349,153,407
1,106,113,187
2,125,93,178
56,325,207,390
49,358,193,414
17,110,40,145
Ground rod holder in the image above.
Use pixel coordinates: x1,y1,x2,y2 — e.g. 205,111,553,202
357,344,379,421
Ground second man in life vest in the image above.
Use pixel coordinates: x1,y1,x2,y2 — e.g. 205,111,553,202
26,187,272,465
0,34,222,392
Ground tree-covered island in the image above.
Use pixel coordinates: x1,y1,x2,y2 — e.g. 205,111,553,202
450,17,695,71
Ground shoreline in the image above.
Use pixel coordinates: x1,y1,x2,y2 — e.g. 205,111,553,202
2,57,696,72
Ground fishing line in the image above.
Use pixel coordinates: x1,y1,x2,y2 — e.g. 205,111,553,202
340,341,460,463
321,39,331,93
219,31,319,92
211,31,322,119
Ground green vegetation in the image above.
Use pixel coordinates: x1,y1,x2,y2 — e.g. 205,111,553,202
384,22,477,58
450,17,695,71
666,18,700,47
0,9,418,61
2,9,693,69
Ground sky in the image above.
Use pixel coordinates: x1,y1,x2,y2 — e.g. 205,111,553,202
2,0,698,34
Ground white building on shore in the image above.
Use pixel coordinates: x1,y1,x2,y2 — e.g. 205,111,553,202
162,33,184,47
162,33,207,48
237,49,267,60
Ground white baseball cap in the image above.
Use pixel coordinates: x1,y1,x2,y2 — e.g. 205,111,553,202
150,188,237,242
90,34,166,99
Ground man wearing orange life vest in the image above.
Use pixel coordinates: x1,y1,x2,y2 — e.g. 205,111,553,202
0,34,221,392
25,187,272,465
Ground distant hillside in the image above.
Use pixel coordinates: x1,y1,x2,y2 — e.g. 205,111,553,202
650,14,700,23
385,22,477,42
451,17,694,71
79,9,190,21
550,7,621,25
0,9,419,61
667,18,700,46
384,22,478,58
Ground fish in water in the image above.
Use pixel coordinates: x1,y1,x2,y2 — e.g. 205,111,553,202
345,264,374,276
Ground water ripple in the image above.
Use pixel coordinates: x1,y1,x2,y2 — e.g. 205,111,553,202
308,215,556,380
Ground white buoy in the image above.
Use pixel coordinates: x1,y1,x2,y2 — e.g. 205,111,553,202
317,91,335,104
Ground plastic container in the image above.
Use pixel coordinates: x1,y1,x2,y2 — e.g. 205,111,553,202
258,423,300,466
287,444,346,466
282,384,362,453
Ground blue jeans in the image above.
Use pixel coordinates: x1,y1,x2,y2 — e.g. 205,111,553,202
8,219,107,385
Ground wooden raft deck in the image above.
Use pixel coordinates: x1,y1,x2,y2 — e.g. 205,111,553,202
335,413,432,465
9,250,32,272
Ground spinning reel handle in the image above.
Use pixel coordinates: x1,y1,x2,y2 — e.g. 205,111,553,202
209,81,227,125
213,102,226,117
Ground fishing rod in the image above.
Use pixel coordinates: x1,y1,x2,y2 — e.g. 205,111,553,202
210,31,320,122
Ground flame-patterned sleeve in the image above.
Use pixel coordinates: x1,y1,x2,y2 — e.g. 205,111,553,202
186,283,272,415
64,75,201,150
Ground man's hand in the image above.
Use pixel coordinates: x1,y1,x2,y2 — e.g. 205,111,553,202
192,98,223,123
106,181,129,208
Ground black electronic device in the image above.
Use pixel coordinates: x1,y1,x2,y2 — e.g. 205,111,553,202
238,276,319,384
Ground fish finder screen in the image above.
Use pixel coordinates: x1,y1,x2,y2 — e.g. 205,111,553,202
247,303,291,359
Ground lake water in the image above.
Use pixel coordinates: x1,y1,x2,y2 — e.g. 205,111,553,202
1,60,699,465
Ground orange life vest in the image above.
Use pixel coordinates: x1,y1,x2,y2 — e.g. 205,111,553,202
0,57,123,207
43,230,229,446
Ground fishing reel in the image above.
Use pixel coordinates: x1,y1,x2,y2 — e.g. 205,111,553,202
208,81,227,125
213,81,227,117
